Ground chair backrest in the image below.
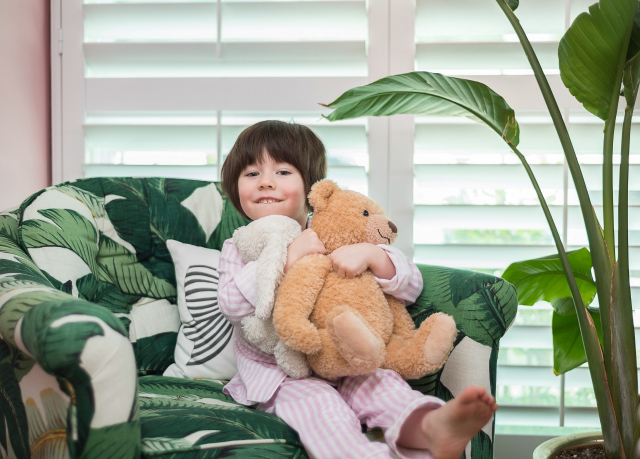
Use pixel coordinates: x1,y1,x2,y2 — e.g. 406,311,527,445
16,177,249,374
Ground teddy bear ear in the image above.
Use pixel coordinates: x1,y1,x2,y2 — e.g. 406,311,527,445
308,179,339,212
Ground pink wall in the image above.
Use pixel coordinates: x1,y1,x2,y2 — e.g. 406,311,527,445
0,0,51,211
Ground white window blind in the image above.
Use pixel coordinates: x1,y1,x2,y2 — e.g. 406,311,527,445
414,0,640,429
55,0,394,196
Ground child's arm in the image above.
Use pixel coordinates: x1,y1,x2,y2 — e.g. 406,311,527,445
284,228,326,274
374,245,423,304
328,243,423,304
218,239,259,326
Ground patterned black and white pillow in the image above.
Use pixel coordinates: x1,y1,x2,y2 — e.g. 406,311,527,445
164,240,237,380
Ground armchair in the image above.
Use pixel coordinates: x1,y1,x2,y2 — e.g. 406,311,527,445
0,177,517,458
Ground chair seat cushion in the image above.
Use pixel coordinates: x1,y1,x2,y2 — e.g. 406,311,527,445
138,376,307,458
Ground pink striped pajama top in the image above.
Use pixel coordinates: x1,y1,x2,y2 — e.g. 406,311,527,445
218,237,424,406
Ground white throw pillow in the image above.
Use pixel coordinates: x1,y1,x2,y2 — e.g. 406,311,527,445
164,239,237,380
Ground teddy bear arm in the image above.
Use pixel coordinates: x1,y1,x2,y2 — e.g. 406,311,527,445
273,254,332,354
386,294,417,341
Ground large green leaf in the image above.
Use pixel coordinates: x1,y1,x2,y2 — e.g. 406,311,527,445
470,429,493,459
501,248,597,314
150,177,211,204
139,376,229,399
0,235,45,271
0,340,30,459
0,259,50,286
21,208,99,276
133,332,177,375
140,407,301,448
0,212,19,241
623,7,640,108
146,184,206,283
93,178,153,258
558,0,637,120
552,308,603,374
56,185,107,220
97,235,176,299
92,280,139,315
207,186,251,251
0,291,69,345
322,71,520,147
21,309,105,374
411,266,517,346
19,299,127,361
79,422,140,459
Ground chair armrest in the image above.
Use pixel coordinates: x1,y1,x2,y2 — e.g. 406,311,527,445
0,232,141,459
409,264,518,347
405,264,518,459
17,295,141,458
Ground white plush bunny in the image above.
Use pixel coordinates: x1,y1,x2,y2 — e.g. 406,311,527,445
232,215,312,379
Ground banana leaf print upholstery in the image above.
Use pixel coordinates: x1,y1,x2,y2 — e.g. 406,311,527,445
0,177,517,459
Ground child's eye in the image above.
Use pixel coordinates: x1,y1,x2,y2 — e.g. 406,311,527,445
278,170,291,176
245,172,259,177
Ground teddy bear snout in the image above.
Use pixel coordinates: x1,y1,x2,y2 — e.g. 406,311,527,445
388,221,397,234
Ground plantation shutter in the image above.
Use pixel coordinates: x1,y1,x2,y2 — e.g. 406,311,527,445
413,0,640,429
57,0,387,197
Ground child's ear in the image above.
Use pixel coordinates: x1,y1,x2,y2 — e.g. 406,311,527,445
308,180,339,212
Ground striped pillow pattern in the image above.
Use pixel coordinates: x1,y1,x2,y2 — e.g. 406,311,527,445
183,264,233,366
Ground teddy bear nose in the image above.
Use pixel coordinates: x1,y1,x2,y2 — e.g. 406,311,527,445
388,221,397,234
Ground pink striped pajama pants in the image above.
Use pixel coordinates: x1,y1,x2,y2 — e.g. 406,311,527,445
257,369,443,459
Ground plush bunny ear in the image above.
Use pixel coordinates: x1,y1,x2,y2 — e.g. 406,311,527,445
254,232,290,319
308,179,339,212
232,225,255,263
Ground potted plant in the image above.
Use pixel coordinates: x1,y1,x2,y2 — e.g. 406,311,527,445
321,0,640,457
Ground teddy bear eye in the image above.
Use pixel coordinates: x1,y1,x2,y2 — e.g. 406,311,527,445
363,210,369,217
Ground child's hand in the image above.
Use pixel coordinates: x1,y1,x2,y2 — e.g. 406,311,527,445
327,243,370,279
328,243,396,280
285,229,326,273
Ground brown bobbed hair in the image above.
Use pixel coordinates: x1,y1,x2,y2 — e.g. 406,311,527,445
221,120,328,219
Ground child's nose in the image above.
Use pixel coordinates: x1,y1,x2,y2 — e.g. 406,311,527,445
259,176,275,189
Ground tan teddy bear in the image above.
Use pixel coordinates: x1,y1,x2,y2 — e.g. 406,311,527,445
272,180,458,380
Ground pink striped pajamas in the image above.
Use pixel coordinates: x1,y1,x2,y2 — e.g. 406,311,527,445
218,237,442,459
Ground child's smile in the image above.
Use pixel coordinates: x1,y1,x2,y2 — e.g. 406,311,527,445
238,153,308,229
256,197,281,204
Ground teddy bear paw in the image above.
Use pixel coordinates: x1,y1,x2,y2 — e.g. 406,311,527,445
423,314,457,366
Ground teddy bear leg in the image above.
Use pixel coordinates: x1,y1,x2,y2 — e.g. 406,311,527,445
324,305,386,373
308,329,382,380
383,313,457,380
386,295,416,341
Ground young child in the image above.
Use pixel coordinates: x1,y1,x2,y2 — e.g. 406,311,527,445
218,120,497,459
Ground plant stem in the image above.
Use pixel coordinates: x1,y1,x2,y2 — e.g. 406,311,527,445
603,116,617,263
620,106,632,286
510,145,623,457
613,105,639,459
603,14,635,265
496,1,622,453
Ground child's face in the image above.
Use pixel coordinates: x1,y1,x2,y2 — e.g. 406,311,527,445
238,153,308,228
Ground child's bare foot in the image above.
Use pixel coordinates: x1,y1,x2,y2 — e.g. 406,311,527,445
397,386,497,459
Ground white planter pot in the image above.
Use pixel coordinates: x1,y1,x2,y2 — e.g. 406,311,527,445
532,431,603,459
